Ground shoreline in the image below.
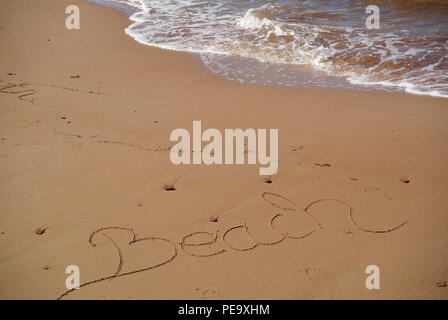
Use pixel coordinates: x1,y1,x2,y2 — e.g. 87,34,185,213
0,0,447,299
88,0,448,99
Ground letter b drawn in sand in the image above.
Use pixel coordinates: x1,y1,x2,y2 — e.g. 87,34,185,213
365,265,380,290
65,265,80,290
65,5,80,30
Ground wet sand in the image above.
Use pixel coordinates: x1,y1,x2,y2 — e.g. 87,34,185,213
0,0,447,299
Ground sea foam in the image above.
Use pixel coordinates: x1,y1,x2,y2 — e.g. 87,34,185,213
91,0,448,98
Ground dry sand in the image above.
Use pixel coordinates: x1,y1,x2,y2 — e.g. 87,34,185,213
0,0,447,299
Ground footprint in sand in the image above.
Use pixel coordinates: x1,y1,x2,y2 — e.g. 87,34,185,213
163,184,176,191
200,288,223,299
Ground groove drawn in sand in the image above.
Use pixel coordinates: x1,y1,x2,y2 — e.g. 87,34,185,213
1,76,111,100
57,192,409,299
244,220,285,246
1,77,109,106
54,129,82,139
52,130,173,153
57,227,177,300
262,192,323,230
181,231,226,257
314,163,331,167
263,192,409,234
99,232,124,276
302,197,410,234
34,83,109,96
99,139,172,152
222,225,259,252
0,80,37,104
162,166,199,192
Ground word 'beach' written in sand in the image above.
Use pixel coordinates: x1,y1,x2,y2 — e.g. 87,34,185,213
57,192,409,299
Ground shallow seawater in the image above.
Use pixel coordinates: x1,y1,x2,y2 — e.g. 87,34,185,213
89,0,448,98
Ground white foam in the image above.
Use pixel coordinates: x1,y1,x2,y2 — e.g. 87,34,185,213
237,9,267,29
95,0,448,98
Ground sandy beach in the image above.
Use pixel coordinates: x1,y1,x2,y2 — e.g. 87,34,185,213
0,0,447,299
